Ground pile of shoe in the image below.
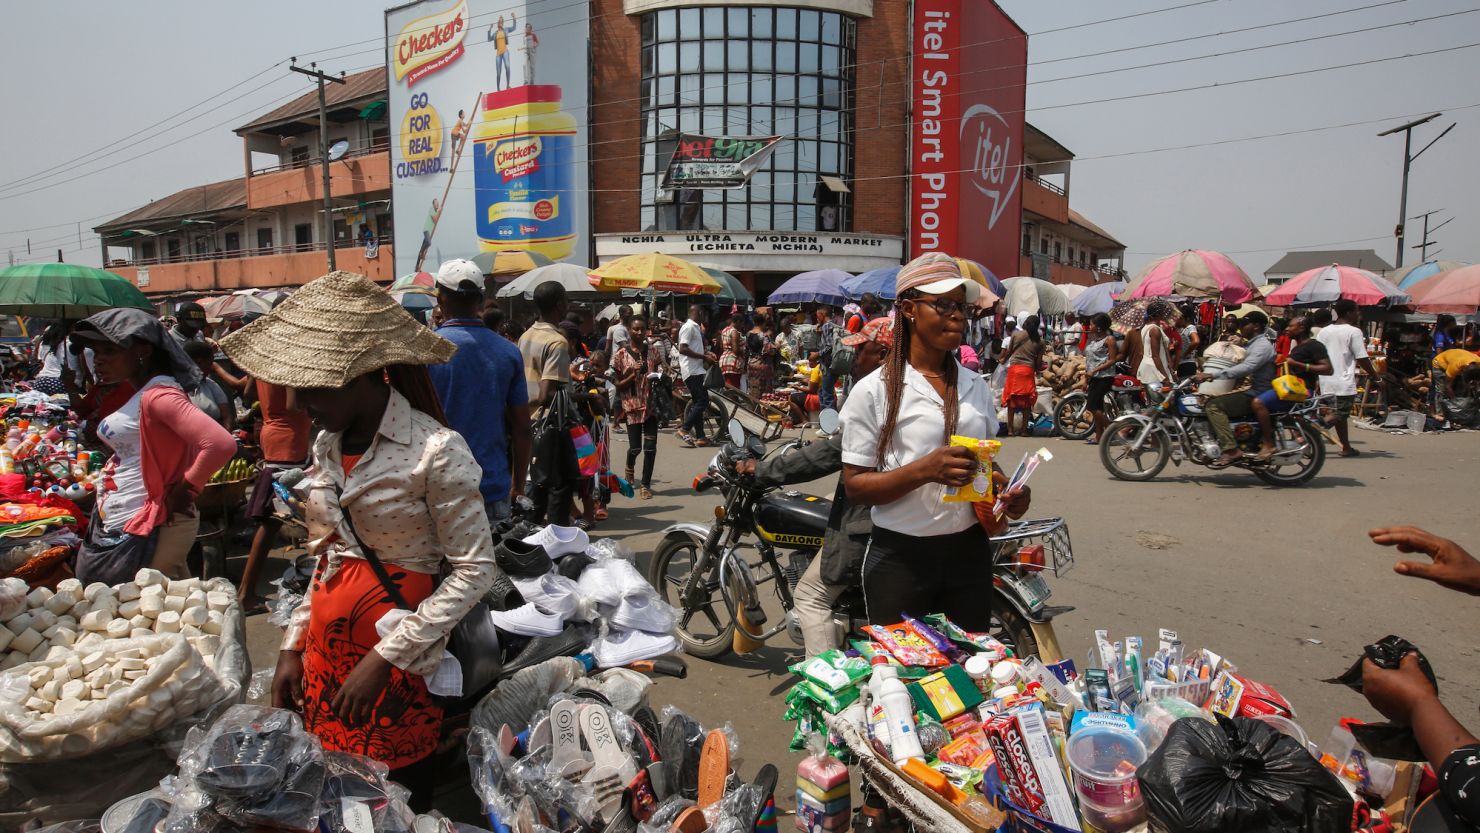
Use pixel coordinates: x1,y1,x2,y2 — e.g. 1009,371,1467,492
490,522,679,669
469,659,779,833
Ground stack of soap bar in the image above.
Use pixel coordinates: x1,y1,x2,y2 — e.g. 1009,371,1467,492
795,751,850,833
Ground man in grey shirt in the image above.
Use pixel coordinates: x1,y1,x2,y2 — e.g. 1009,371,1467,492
1195,311,1276,467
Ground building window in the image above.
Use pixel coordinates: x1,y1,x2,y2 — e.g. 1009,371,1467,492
166,239,182,261
1039,238,1048,255
224,232,240,253
140,240,157,262
1053,241,1062,262
193,237,210,257
294,224,313,250
290,146,311,167
639,6,856,232
257,228,274,252
1022,229,1031,255
370,126,390,150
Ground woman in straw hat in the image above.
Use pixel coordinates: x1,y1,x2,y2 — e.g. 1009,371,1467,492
838,254,1031,631
221,272,498,806
69,308,237,584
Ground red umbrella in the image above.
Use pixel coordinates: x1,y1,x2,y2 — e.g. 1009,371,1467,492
1407,264,1480,313
1263,264,1409,307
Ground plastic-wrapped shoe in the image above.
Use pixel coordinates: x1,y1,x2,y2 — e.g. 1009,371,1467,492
495,538,554,579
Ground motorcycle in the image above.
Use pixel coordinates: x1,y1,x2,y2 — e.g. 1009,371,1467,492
1099,377,1329,486
648,409,1076,661
1054,369,1147,441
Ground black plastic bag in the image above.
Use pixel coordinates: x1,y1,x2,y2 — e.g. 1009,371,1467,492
1324,634,1436,761
530,388,580,487
1139,715,1353,833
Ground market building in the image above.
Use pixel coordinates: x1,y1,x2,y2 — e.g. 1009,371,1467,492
1263,249,1393,286
96,68,395,297
1018,124,1126,285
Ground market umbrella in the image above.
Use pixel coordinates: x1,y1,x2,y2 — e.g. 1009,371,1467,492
700,268,752,304
1406,264,1480,313
1109,298,1178,335
1393,259,1469,290
767,269,851,307
471,250,555,278
840,266,901,301
391,288,436,324
0,263,153,319
256,289,293,308
1057,284,1087,303
1001,277,1070,318
201,293,272,322
1123,249,1260,304
1263,264,1410,308
390,271,436,292
501,262,610,299
954,258,1007,299
588,253,721,295
1069,280,1127,316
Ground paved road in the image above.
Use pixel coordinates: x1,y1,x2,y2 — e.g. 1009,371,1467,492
244,423,1480,808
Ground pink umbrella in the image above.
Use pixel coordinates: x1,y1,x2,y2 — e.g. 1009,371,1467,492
1406,264,1480,313
1263,264,1410,307
1123,249,1260,304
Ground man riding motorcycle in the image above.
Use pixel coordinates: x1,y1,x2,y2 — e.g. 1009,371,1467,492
1194,311,1276,468
734,317,893,656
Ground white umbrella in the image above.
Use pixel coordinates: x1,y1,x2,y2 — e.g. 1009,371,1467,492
495,262,602,299
596,302,621,321
1057,284,1087,303
1001,277,1071,318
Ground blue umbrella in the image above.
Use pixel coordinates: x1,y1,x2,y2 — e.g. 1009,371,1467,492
840,266,901,301
1394,259,1468,290
767,269,851,307
1070,280,1127,315
955,258,1008,299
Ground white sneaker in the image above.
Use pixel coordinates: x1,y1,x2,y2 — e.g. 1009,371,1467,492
591,630,679,668
523,525,589,559
607,592,677,634
577,558,646,608
487,603,565,638
511,573,582,619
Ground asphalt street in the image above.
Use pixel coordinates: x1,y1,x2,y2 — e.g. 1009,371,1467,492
243,422,1480,811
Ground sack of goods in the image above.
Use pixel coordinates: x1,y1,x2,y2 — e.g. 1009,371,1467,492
798,619,1386,833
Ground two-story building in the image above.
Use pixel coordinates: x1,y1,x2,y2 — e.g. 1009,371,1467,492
1018,124,1125,286
96,68,396,297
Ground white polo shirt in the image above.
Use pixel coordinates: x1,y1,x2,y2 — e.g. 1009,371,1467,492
678,319,706,379
840,362,1000,537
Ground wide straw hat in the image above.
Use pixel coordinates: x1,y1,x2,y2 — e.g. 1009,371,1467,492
219,271,456,389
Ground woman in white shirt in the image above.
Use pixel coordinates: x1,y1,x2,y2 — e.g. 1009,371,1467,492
840,254,1030,631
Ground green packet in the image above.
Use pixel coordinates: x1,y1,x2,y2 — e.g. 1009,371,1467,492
789,649,871,694
785,679,863,714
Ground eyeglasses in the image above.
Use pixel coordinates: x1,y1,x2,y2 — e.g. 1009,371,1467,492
912,296,974,318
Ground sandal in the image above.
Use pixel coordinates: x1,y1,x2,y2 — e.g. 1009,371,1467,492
595,507,609,521
639,486,653,500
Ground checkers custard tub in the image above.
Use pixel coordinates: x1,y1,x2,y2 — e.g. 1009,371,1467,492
474,85,577,260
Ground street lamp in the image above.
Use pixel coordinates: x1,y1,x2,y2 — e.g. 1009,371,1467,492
1377,113,1455,269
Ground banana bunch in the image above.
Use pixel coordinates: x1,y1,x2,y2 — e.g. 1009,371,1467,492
207,458,254,484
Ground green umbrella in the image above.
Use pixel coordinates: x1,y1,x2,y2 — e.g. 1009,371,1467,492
702,267,753,304
0,263,153,319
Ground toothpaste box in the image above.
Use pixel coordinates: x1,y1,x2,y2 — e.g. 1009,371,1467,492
1013,706,1081,828
982,713,1033,812
1206,671,1294,719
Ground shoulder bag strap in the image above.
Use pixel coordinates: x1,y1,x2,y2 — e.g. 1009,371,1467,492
333,485,412,611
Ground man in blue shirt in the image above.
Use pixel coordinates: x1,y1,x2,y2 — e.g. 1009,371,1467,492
1195,311,1276,467
428,259,531,522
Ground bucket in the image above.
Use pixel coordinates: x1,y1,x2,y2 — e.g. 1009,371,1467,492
1066,727,1147,810
1255,713,1310,749
1079,795,1147,833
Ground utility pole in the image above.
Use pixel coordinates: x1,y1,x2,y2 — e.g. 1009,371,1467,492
1377,113,1455,269
1409,209,1452,263
290,59,346,271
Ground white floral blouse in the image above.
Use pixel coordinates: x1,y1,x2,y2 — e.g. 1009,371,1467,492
282,387,499,677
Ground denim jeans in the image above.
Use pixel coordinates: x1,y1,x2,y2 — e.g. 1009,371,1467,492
819,368,838,410
682,374,709,439
485,499,512,525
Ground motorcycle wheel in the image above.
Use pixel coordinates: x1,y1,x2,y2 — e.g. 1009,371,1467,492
648,531,736,658
992,604,1039,660
1254,422,1326,487
1054,393,1094,441
1099,416,1171,481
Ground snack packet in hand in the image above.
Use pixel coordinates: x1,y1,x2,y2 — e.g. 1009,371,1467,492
942,436,1001,503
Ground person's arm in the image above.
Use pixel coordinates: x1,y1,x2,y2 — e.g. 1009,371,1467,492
1087,335,1117,377
613,351,639,389
837,381,975,505
147,389,238,515
1369,526,1480,595
1361,654,1480,770
1214,336,1272,380
1288,348,1332,378
213,362,248,394
752,435,842,488
532,342,568,408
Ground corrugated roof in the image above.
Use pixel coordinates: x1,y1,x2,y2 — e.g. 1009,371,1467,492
1265,249,1394,275
1025,123,1074,163
94,177,247,233
235,67,387,134
1068,208,1124,249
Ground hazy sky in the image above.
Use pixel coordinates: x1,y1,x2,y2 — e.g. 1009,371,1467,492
1,0,1475,279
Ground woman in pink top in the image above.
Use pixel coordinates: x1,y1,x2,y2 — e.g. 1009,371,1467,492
72,309,236,583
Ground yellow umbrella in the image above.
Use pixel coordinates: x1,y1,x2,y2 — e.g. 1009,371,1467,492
588,253,722,294
952,258,1002,307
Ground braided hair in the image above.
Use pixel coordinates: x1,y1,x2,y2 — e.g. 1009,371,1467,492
875,289,960,468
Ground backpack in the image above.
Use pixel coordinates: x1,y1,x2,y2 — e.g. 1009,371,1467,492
819,320,846,376
795,323,821,354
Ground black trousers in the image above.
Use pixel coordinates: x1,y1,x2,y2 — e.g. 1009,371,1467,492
626,418,658,487
682,374,710,439
529,480,573,526
863,524,992,632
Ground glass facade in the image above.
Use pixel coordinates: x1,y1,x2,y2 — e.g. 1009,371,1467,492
638,7,855,232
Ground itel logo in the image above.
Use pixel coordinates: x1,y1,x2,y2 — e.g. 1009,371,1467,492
961,104,1020,231
394,0,469,86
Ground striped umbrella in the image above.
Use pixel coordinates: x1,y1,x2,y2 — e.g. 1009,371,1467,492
1406,264,1480,314
1123,249,1260,304
1110,298,1177,335
1264,264,1409,307
1393,259,1469,290
954,258,1007,299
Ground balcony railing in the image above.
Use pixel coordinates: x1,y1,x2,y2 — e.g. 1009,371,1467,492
114,235,390,268
250,140,390,177
1025,172,1065,196
1022,248,1123,276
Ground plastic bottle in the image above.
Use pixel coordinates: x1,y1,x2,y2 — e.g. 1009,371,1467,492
869,656,924,763
963,654,995,696
0,450,12,475
473,86,578,260
990,661,1021,692
13,433,40,461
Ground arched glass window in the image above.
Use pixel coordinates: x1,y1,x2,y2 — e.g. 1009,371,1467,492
639,7,855,232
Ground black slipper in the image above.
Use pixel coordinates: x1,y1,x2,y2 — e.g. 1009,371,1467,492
660,712,703,801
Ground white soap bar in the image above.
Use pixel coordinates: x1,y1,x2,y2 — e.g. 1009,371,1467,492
50,664,70,684
138,594,163,618
134,569,167,588
43,590,76,615
81,652,105,674
195,635,221,657
123,669,146,681
128,614,150,631
155,611,181,633
8,612,34,635
43,645,70,663
54,614,76,630
89,594,118,617
30,609,57,631
68,599,90,619
168,577,201,596
117,600,141,619
105,619,130,639
26,666,51,686
116,583,142,602
181,625,203,640
75,632,103,650
50,627,76,648
184,590,207,609
82,582,112,603
26,643,50,663
55,578,82,595
54,697,84,715
10,628,42,655
116,647,142,660
26,588,53,609
38,679,60,701
117,656,145,671
162,596,185,614
130,628,152,639
80,610,111,632
205,591,232,613
64,655,83,678
25,696,49,712
0,626,12,653
60,679,85,700
181,606,208,628
201,613,223,635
